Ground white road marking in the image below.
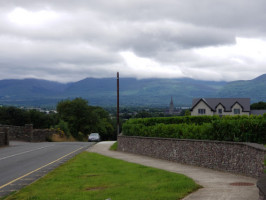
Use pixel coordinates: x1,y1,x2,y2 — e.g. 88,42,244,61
0,145,55,161
0,146,84,190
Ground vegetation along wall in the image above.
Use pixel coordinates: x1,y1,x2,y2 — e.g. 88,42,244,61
120,115,266,178
122,115,266,144
118,135,265,178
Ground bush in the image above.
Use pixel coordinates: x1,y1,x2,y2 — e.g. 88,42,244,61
54,120,71,137
122,115,266,144
125,116,218,126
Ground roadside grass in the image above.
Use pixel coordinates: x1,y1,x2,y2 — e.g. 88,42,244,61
4,152,200,200
109,141,117,151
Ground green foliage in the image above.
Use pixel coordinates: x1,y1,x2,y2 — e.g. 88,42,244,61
185,110,191,116
0,106,30,126
125,116,218,126
0,106,58,128
123,115,266,144
28,110,58,129
251,101,266,110
109,142,118,151
134,111,153,118
0,98,115,141
57,98,91,138
54,120,71,137
56,98,115,140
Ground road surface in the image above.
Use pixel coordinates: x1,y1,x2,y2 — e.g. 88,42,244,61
0,141,93,197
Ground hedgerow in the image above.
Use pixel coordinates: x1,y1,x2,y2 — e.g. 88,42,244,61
126,116,218,126
122,115,266,143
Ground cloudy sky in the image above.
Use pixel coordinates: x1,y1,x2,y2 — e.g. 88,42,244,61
0,0,266,83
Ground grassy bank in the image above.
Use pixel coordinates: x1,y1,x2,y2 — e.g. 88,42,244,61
4,152,200,200
109,141,117,151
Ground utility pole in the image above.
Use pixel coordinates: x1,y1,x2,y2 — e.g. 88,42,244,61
117,72,120,135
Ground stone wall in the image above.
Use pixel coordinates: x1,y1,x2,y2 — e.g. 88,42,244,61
118,135,266,178
32,129,55,142
0,127,9,146
0,132,7,146
7,124,32,141
0,124,56,143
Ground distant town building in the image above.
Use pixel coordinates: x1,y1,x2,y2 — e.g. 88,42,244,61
165,97,182,115
169,96,174,114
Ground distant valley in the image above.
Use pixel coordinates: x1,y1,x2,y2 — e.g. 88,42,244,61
0,74,266,107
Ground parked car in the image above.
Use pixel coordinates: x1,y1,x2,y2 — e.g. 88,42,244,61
88,133,101,142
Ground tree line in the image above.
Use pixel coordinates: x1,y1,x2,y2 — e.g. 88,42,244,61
0,98,116,140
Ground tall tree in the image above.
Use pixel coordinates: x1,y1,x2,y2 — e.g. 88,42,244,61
56,98,115,140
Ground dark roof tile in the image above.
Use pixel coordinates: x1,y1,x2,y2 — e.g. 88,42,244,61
192,98,250,112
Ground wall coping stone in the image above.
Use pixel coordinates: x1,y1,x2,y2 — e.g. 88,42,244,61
119,135,266,152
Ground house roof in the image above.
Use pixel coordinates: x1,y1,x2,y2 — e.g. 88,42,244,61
191,98,250,112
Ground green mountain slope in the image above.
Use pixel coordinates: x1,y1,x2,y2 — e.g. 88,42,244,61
0,74,265,107
217,74,266,102
64,78,226,106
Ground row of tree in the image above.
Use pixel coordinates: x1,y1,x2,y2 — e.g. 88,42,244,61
0,98,117,140
0,106,57,128
251,101,266,110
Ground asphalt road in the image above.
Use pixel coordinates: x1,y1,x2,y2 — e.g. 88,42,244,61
0,141,94,197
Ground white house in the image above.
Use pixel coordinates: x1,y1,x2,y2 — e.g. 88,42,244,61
191,98,250,116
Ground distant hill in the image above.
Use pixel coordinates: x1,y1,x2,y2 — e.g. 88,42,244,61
62,78,226,106
217,74,266,102
0,79,67,106
0,74,265,107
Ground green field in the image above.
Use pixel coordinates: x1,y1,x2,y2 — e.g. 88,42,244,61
4,152,200,200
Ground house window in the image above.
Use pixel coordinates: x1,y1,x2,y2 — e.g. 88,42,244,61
218,109,222,114
198,109,206,115
234,109,240,114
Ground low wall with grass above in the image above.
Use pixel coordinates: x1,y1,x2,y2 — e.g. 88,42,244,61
118,135,266,178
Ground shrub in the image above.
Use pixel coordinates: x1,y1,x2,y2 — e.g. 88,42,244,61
122,115,266,143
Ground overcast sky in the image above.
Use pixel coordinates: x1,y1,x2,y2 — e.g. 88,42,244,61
0,0,266,83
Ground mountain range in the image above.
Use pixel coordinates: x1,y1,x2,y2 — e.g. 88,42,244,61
0,74,266,107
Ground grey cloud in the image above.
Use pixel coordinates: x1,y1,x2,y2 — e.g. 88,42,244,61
0,0,265,82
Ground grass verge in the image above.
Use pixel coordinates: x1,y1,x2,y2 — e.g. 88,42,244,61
4,152,200,200
109,141,117,151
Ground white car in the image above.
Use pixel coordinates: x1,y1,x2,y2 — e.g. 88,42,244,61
88,133,101,142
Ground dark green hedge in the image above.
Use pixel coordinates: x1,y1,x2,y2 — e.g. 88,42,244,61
122,115,266,143
126,116,218,126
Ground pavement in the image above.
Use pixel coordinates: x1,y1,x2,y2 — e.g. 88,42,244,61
87,141,259,200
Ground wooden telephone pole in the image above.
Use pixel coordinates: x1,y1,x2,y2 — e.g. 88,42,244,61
117,72,120,135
